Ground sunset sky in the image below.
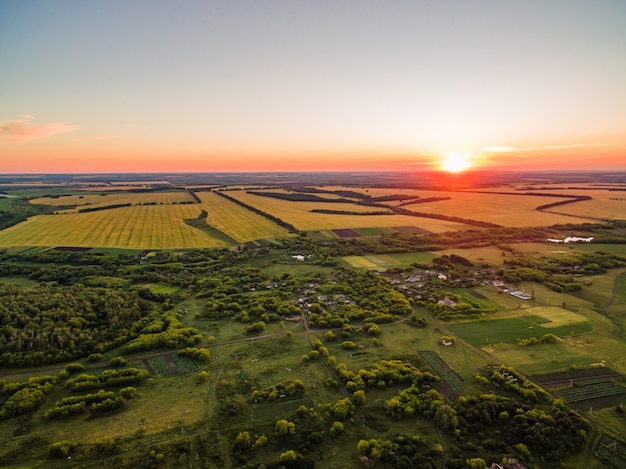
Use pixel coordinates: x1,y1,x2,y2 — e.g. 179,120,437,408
1,1,625,173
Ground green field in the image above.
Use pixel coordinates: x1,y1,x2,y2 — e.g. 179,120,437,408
0,197,13,211
447,315,592,347
342,251,438,270
485,342,600,375
522,306,589,327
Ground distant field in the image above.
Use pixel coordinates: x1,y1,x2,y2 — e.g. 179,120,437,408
550,197,626,220
227,190,466,232
196,191,293,242
0,205,224,249
310,187,587,226
0,197,13,211
31,191,195,213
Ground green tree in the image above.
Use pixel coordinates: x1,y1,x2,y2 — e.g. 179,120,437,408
329,421,344,435
280,450,297,461
233,431,252,451
275,419,295,436
466,457,487,469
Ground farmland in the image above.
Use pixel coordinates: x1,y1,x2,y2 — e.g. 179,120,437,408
195,191,293,242
446,315,592,347
225,189,467,232
418,350,465,400
0,172,625,468
31,191,196,213
0,204,223,249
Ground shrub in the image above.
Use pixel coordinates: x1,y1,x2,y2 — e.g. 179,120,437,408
110,356,127,367
49,440,76,458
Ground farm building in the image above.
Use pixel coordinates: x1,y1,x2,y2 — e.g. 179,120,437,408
509,291,532,300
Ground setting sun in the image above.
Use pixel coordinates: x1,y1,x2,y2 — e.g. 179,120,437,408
439,152,473,173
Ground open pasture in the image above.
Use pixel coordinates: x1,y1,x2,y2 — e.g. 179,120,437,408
196,191,293,242
0,197,13,211
226,190,466,232
341,251,438,270
142,353,200,376
447,315,592,348
31,190,195,213
523,306,589,328
486,342,599,375
0,204,225,249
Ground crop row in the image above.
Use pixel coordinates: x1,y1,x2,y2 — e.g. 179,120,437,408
594,435,626,469
143,354,199,376
557,381,626,403
418,350,464,397
533,368,624,388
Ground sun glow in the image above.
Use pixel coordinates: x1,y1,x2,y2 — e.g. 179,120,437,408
439,152,473,173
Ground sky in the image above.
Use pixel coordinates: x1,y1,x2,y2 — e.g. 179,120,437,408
1,0,625,174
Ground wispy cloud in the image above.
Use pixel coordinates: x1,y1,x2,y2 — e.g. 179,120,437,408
76,135,119,142
482,146,517,153
0,119,80,143
482,142,626,153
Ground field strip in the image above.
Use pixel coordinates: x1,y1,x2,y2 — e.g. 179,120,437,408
196,191,293,242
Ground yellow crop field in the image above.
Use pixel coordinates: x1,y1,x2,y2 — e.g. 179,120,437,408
308,186,596,226
31,191,196,213
541,192,626,220
196,191,294,241
0,205,224,249
227,190,465,232
342,256,382,269
399,191,578,226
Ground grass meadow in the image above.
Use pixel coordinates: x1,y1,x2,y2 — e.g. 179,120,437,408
0,196,13,211
484,342,600,375
342,251,438,270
